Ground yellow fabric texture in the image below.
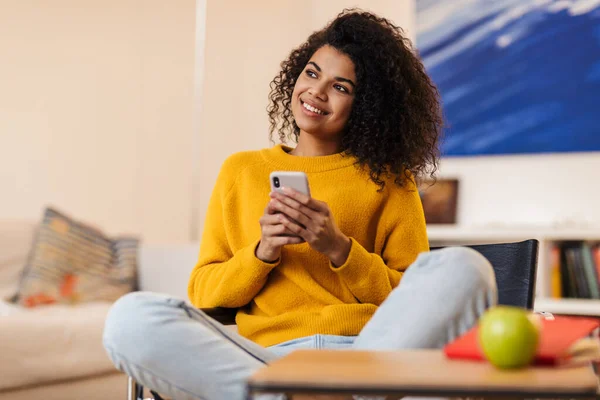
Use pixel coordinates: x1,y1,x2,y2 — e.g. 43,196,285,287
188,144,429,347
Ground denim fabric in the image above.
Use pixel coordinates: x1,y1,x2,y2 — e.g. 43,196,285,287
103,247,497,400
268,334,356,357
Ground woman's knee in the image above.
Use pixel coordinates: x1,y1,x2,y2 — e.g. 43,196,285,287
410,247,496,292
431,246,496,291
104,292,163,334
102,291,178,365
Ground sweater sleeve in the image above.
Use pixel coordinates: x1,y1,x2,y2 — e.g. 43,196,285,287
330,183,429,305
187,159,279,308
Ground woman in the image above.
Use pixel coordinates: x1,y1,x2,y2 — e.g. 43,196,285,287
103,9,497,400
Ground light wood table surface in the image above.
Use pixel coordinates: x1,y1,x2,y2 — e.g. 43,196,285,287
247,349,599,399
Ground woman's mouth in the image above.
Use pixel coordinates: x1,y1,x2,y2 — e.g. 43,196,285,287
301,100,328,116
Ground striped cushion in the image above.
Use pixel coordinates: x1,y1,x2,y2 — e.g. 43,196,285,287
15,208,138,307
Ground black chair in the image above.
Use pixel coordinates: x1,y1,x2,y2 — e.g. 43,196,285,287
128,239,539,400
432,239,538,309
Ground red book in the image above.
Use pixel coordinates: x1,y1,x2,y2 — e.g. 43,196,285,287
444,315,599,366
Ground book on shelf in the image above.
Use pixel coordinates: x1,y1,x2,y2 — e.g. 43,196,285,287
550,245,562,298
581,243,600,299
551,241,600,300
594,246,600,288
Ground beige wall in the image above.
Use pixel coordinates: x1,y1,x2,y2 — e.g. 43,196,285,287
0,0,196,243
4,0,592,246
0,0,414,244
310,1,415,41
194,0,415,239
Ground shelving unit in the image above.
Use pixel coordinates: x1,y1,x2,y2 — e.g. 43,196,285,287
426,225,600,317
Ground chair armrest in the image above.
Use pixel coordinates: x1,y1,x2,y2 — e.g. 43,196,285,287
201,307,237,325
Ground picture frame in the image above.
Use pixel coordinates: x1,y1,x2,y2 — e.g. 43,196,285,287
418,179,459,224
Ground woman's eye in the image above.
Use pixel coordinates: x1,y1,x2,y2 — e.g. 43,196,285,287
334,84,348,93
306,70,317,78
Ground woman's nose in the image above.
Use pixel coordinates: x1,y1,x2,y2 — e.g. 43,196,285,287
308,84,328,101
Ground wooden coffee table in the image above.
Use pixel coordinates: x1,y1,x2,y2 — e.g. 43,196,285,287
247,349,599,399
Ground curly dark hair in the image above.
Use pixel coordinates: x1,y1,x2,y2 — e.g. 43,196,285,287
267,9,443,189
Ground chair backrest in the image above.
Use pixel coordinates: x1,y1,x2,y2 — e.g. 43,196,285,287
432,239,539,309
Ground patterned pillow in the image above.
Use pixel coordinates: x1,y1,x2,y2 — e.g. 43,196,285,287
14,208,139,307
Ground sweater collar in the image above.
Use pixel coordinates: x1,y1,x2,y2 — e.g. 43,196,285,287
260,144,357,173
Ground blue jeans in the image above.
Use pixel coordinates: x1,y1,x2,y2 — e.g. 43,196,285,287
103,247,497,400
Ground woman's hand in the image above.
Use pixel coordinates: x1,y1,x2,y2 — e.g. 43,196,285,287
255,200,305,263
269,187,351,266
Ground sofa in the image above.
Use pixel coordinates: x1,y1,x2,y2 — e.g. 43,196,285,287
0,221,199,400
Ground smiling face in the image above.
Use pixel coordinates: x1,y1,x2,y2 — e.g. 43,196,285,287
291,45,356,142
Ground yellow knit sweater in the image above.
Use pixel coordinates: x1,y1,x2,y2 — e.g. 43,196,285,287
188,144,429,347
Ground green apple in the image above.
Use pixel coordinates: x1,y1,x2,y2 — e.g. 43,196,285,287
478,306,540,369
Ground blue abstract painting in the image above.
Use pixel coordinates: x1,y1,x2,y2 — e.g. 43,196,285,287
416,0,600,156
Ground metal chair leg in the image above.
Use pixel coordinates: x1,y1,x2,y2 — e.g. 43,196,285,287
127,376,144,400
127,376,135,400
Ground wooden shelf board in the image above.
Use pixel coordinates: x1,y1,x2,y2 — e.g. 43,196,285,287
427,226,600,242
534,298,600,317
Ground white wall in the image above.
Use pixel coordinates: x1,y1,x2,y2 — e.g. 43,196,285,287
438,153,600,229
0,0,196,243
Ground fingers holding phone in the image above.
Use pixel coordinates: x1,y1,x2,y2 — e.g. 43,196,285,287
255,203,304,263
255,172,310,263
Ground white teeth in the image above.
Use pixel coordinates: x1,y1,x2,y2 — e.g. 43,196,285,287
302,101,324,115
